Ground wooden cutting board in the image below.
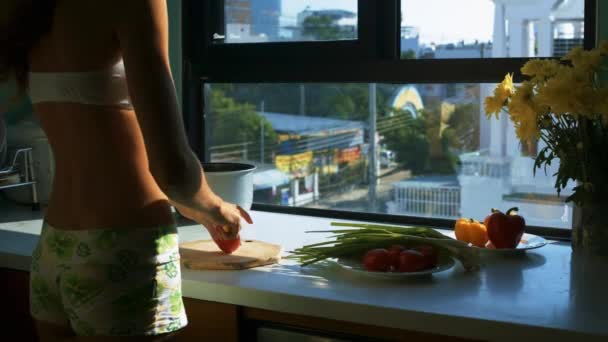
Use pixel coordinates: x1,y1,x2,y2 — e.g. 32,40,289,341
179,239,282,270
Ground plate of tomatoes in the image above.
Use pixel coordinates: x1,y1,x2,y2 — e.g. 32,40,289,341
329,245,455,278
454,207,548,254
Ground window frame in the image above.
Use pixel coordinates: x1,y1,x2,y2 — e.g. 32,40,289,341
186,0,400,63
182,0,598,240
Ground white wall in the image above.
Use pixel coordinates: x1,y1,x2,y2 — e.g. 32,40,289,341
459,173,509,221
493,0,557,58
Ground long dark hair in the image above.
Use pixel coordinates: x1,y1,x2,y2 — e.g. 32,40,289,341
0,0,56,93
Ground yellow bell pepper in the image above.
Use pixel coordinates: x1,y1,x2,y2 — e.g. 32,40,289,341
454,218,489,248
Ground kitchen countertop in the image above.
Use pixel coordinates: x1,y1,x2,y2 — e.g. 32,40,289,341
1,211,608,342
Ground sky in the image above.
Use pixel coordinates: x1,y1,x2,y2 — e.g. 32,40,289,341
282,0,495,45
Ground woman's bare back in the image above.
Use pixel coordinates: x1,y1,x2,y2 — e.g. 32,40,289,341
29,0,174,230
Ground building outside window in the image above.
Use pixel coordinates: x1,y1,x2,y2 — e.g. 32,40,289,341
2,1,589,235
191,0,588,234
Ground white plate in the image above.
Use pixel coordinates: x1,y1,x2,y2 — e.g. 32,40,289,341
474,233,548,254
328,255,455,279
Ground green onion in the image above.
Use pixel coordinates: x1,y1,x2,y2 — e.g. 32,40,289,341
287,222,481,271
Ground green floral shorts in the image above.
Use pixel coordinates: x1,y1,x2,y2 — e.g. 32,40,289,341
29,222,188,336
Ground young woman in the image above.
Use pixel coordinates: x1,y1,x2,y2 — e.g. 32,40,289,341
1,0,252,340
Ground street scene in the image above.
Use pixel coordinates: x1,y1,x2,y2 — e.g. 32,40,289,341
208,0,582,228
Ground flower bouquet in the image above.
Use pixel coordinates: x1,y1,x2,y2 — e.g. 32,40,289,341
485,41,608,254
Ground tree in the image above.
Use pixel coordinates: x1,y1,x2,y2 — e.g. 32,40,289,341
401,49,417,59
442,102,480,152
214,83,393,122
382,102,461,175
305,84,386,121
301,15,355,41
213,83,300,114
382,109,430,174
209,89,277,162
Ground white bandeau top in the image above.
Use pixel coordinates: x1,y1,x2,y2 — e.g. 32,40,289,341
28,60,133,109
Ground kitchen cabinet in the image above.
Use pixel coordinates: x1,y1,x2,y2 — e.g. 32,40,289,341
0,268,38,340
0,268,473,341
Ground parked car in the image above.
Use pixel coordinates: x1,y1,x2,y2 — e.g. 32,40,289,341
380,150,394,168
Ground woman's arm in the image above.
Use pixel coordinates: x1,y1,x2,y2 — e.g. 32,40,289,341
113,0,251,237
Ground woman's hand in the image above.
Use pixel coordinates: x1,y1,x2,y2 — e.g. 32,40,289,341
172,195,253,240
204,200,253,241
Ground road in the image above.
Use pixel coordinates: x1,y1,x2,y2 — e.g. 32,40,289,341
305,165,411,213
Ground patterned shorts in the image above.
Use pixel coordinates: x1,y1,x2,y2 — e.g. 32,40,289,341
29,222,188,336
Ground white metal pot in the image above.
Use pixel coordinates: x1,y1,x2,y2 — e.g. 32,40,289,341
202,162,256,210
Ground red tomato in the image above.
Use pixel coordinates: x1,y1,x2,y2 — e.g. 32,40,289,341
214,236,241,254
413,245,438,269
362,249,392,272
387,245,406,269
397,250,428,272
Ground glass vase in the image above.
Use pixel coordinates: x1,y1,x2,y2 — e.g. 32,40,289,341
572,203,608,256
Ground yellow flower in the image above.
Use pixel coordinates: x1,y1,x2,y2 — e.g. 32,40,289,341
510,81,534,106
484,73,514,118
496,73,514,99
486,42,608,150
521,59,561,82
536,66,594,116
599,40,608,55
507,82,541,141
563,47,603,73
484,95,504,118
563,46,583,63
521,60,542,77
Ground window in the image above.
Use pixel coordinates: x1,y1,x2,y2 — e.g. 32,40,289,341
184,0,597,236
219,0,358,44
400,0,585,59
187,1,397,62
206,82,573,229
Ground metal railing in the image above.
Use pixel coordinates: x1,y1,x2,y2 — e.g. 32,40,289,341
391,184,460,219
458,150,511,178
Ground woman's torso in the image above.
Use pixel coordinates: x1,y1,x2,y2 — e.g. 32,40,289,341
28,0,173,230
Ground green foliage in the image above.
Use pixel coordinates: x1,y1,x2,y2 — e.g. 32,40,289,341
209,89,276,147
212,83,476,178
428,100,480,173
213,84,298,114
382,110,430,174
533,117,608,205
401,49,417,59
302,15,356,41
442,102,480,152
382,101,463,175
213,83,392,121
318,160,367,194
307,84,386,120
